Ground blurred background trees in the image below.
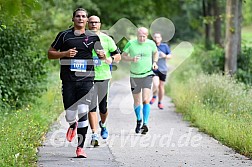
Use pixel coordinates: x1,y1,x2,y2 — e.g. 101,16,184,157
0,0,252,109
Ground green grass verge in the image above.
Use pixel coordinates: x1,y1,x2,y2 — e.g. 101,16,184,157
167,53,252,158
0,71,63,166
242,25,252,47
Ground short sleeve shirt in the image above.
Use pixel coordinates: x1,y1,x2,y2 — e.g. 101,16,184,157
92,33,118,80
123,39,157,78
157,43,171,73
51,28,101,81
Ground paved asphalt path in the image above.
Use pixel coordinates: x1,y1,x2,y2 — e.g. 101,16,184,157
37,78,252,167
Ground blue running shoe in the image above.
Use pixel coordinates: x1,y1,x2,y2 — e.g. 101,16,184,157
99,121,108,139
91,133,99,147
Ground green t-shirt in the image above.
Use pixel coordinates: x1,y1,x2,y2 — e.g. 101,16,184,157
123,39,157,78
93,32,117,80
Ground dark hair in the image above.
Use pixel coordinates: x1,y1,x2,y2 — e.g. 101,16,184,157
72,8,88,18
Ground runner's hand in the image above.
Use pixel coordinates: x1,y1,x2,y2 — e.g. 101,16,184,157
152,62,158,70
96,49,106,59
66,47,78,58
133,56,140,62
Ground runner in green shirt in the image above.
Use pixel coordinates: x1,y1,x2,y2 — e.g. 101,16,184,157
88,16,121,146
122,27,158,134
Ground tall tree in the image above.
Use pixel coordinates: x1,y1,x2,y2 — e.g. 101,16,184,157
224,0,242,75
203,0,212,49
212,0,222,46
237,0,242,55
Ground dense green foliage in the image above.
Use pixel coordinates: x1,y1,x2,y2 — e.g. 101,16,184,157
237,46,252,85
193,44,252,85
0,0,41,20
194,44,225,74
90,0,204,42
243,0,252,26
0,0,48,109
0,21,48,108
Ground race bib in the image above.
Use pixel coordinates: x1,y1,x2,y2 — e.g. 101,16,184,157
93,57,101,66
70,59,87,72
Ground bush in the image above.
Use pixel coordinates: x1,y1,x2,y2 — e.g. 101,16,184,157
236,46,252,85
193,44,252,86
193,44,224,74
0,22,48,109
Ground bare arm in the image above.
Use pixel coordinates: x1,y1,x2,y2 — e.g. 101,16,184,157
152,51,158,70
104,56,113,64
159,51,172,59
103,53,121,65
48,47,78,59
166,53,172,59
121,52,139,62
111,53,121,63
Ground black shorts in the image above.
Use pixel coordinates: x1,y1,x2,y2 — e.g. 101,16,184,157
62,81,94,110
90,79,110,113
153,70,167,82
130,75,153,94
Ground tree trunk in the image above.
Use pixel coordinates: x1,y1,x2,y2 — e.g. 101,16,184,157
237,0,242,56
203,0,212,49
213,0,222,46
225,0,240,75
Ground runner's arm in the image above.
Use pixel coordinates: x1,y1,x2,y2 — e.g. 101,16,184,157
48,47,78,59
111,48,121,63
121,52,139,62
152,51,158,70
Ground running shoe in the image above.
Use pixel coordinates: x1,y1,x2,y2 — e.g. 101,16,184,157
76,147,87,158
91,133,99,147
99,121,108,139
66,121,78,142
141,124,148,134
158,103,164,110
135,120,142,133
149,97,156,104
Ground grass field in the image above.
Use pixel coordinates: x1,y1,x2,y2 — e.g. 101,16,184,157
0,72,63,166
166,37,252,158
242,25,252,47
